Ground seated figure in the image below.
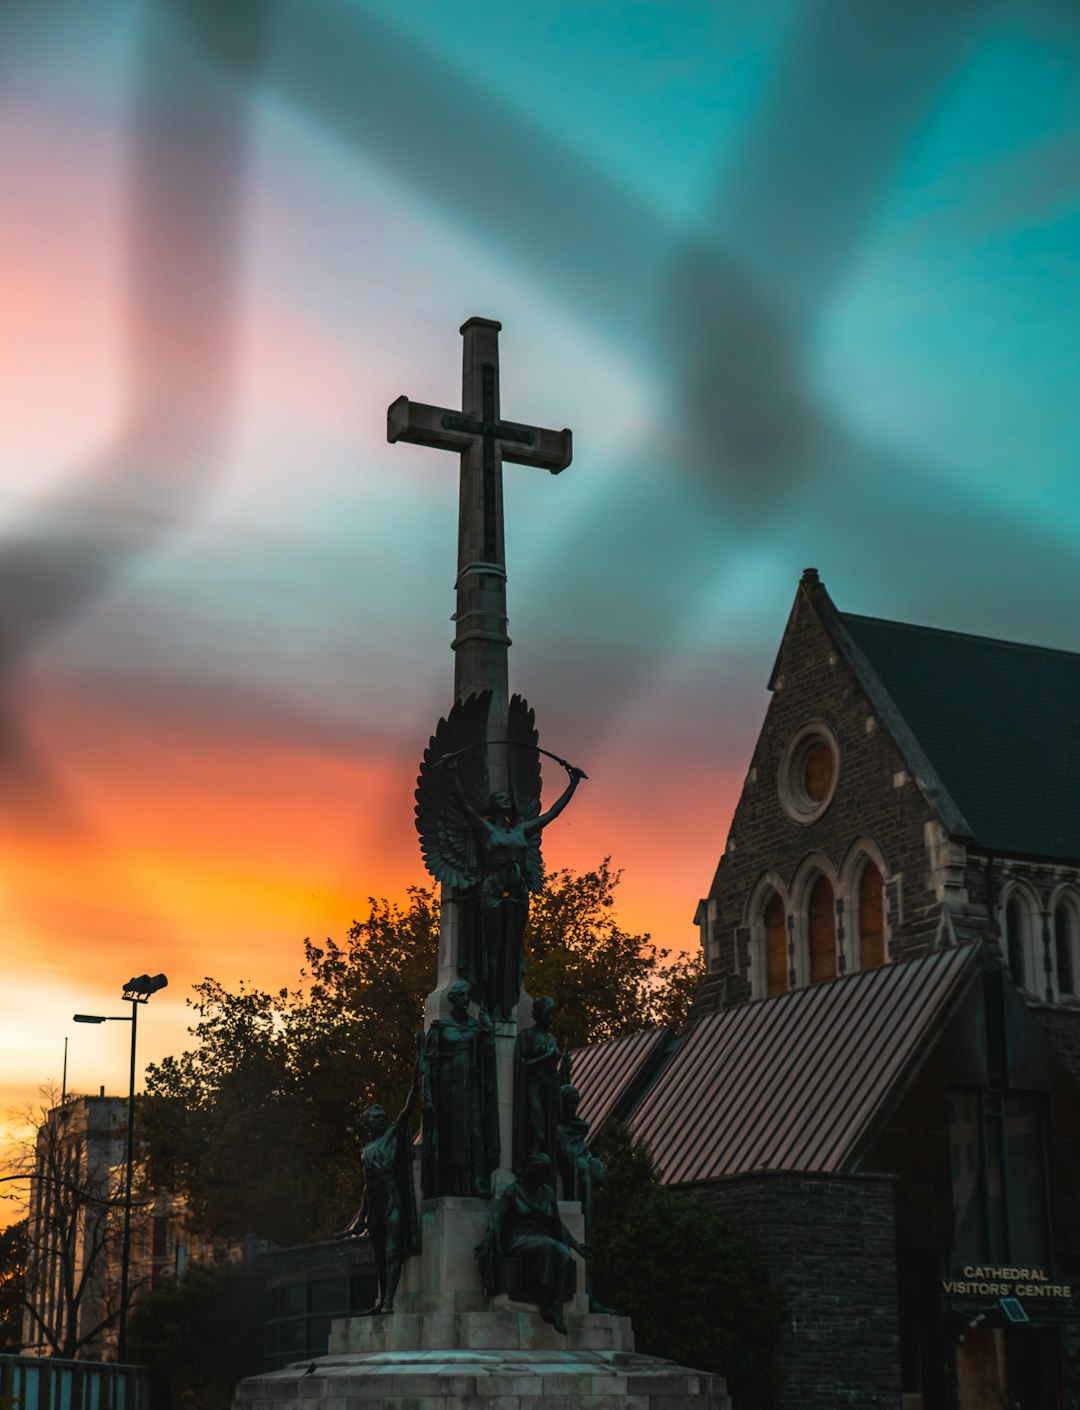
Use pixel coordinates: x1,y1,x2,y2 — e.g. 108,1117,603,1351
475,1152,587,1335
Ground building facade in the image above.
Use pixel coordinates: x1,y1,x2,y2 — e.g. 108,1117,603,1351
693,568,1080,1032
20,1094,184,1361
576,572,1080,1408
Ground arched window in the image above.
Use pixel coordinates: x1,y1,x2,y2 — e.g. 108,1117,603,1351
1055,901,1077,998
764,892,788,996
808,875,837,984
1005,896,1027,989
858,860,886,970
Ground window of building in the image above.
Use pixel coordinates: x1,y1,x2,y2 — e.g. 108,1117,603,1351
808,875,837,984
1004,895,1030,990
1054,899,1078,998
764,892,788,996
778,723,840,824
858,860,886,970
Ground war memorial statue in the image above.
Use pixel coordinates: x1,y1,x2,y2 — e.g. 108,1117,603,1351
475,1152,588,1336
234,317,731,1408
336,1058,422,1313
420,977,499,1197
512,994,563,1172
415,693,584,1021
557,1081,617,1315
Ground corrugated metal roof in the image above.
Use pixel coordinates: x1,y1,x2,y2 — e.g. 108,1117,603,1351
568,1025,671,1133
618,947,978,1185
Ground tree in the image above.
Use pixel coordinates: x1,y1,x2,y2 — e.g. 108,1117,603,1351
524,860,703,1048
142,864,701,1246
127,1260,263,1410
0,1219,26,1351
590,1122,784,1410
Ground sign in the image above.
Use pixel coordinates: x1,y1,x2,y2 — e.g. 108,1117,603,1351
939,1266,1073,1300
1000,1297,1029,1324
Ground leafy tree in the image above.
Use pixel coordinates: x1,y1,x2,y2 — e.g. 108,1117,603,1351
141,886,439,1247
0,1218,26,1351
590,1122,784,1410
525,860,702,1047
142,864,701,1246
127,1260,262,1410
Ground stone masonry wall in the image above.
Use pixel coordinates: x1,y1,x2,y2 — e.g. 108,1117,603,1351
1032,1005,1080,1086
696,577,945,1010
692,1170,900,1410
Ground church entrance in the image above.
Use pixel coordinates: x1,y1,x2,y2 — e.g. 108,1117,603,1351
953,1324,1060,1409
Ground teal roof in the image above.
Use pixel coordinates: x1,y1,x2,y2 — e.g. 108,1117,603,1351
841,613,1080,861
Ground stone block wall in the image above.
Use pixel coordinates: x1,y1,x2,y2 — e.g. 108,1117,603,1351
1032,1005,1080,1085
692,1169,901,1410
696,582,944,1010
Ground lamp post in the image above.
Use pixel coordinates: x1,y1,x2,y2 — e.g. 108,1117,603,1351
74,972,168,1364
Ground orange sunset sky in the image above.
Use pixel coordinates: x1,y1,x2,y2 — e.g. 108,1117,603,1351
5,2,1080,1221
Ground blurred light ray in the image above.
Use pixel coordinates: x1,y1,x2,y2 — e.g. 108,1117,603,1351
0,0,1076,1150
179,0,1080,552
717,0,994,312
0,0,268,939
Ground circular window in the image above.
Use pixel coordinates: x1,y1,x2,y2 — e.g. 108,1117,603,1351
779,724,840,824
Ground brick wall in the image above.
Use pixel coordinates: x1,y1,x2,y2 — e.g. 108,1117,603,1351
692,1170,901,1410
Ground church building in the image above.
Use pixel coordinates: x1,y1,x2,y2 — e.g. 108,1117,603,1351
576,570,1080,1409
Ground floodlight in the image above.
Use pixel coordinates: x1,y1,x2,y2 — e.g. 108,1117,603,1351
121,973,168,1001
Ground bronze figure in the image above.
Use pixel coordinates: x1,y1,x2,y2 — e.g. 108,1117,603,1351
414,692,584,1020
513,995,563,1174
336,1059,422,1313
420,978,499,1197
475,1152,587,1335
556,1083,616,1314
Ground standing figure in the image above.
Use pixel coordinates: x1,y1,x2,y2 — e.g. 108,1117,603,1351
336,1058,422,1314
556,1083,616,1315
513,995,562,1174
421,978,499,1197
475,1152,588,1335
414,692,586,1021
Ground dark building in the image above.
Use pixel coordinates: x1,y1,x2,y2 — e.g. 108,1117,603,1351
576,572,1080,1409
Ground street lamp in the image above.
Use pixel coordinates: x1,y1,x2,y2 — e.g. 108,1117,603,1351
74,972,168,1364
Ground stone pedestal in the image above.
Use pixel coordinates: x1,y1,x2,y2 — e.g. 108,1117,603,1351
331,1308,632,1356
396,1197,588,1316
234,1343,732,1410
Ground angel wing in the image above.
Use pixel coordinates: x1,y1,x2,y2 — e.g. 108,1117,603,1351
414,692,490,887
507,694,544,892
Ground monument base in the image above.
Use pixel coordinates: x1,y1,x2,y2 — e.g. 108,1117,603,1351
331,1306,632,1356
234,1342,731,1410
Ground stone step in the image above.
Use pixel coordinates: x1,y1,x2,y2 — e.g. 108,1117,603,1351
234,1346,731,1410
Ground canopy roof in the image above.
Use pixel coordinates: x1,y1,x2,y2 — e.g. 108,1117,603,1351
576,946,980,1185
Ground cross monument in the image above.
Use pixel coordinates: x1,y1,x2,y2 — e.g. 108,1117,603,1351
387,316,572,709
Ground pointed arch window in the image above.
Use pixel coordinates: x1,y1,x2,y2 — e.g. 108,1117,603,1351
1005,896,1027,989
764,892,788,996
1055,901,1077,998
808,875,837,984
858,860,886,970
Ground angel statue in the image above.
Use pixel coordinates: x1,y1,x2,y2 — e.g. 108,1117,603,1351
415,692,585,1021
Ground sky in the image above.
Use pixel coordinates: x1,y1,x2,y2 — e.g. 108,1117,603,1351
2,0,1079,1204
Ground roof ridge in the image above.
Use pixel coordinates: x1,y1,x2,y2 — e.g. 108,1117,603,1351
841,611,1080,662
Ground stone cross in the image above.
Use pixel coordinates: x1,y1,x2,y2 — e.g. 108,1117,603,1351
387,317,572,706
